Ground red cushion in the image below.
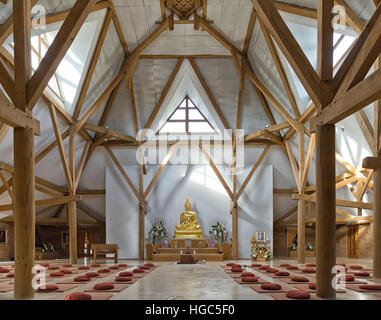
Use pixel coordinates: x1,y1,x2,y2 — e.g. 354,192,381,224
266,268,279,274
139,266,149,270
93,282,114,291
61,269,72,274
47,266,59,270
119,271,133,277
36,284,59,292
261,283,281,290
133,268,144,273
98,269,111,273
359,285,381,291
241,272,254,277
64,292,92,300
0,268,9,273
259,266,270,270
280,264,290,267
286,290,311,300
345,275,355,282
251,264,262,267
308,283,316,290
6,273,14,278
74,276,91,282
79,266,90,270
85,272,100,278
354,272,370,277
231,268,242,273
115,277,132,282
302,269,316,274
275,271,289,277
40,263,50,267
232,264,241,268
144,263,154,267
287,266,298,270
306,264,316,267
50,272,65,277
226,263,234,266
241,277,258,283
62,264,72,268
119,264,129,268
350,265,363,270
291,276,309,282
91,264,101,267
109,266,120,270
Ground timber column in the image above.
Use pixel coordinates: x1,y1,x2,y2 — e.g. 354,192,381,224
315,0,336,299
68,129,77,264
13,0,35,299
297,194,306,264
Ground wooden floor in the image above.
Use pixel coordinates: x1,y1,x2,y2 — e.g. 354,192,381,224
0,258,379,300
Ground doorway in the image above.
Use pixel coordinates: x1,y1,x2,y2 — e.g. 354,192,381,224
347,225,359,258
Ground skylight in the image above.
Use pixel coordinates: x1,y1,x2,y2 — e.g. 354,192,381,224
158,96,217,135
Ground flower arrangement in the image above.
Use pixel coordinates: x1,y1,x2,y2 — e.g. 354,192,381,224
148,220,167,246
209,222,229,245
251,244,271,260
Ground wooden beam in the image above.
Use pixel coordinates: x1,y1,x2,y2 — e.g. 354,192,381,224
243,8,256,55
0,58,15,103
75,142,91,190
301,134,316,190
77,203,105,224
252,0,324,108
27,0,97,110
84,123,135,143
274,206,298,225
355,110,374,149
245,122,290,142
140,54,232,59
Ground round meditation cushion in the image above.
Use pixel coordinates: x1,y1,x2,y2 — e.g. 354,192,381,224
6,273,14,278
36,284,59,292
61,270,72,274
115,277,132,282
226,263,234,267
302,269,316,274
74,276,90,282
231,268,242,273
64,292,92,300
266,268,279,273
40,263,49,267
78,266,90,270
85,272,100,278
109,266,120,270
308,283,316,290
0,268,9,273
275,272,289,277
62,264,72,268
286,290,311,300
306,264,316,267
93,282,114,291
241,272,254,277
280,264,290,267
261,283,281,290
47,266,59,270
98,269,111,273
232,264,241,268
350,265,363,270
119,264,129,268
241,277,258,283
139,266,149,270
133,268,144,273
259,266,270,270
119,271,133,277
354,272,370,277
91,264,101,267
345,275,355,282
286,266,298,270
251,264,262,268
291,276,309,282
359,285,381,291
50,272,65,277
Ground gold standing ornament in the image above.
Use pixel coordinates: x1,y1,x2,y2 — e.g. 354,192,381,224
174,198,203,239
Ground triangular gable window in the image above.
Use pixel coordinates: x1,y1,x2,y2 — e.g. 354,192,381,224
158,96,217,135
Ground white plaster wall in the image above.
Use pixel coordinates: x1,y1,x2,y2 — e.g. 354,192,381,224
106,162,273,259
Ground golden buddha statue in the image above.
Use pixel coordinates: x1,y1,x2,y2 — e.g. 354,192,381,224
174,198,203,239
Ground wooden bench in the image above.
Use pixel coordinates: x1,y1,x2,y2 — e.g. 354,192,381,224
91,244,119,263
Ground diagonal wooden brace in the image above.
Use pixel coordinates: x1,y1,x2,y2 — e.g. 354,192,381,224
362,157,381,170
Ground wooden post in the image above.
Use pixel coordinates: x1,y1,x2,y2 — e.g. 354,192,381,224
13,0,35,300
68,200,78,264
231,200,238,260
297,195,306,264
316,0,336,299
138,163,145,261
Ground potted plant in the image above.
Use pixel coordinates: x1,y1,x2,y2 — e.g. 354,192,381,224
148,220,167,253
209,222,228,253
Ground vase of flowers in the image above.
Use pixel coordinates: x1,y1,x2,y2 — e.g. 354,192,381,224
251,244,271,262
209,222,228,253
148,220,167,253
